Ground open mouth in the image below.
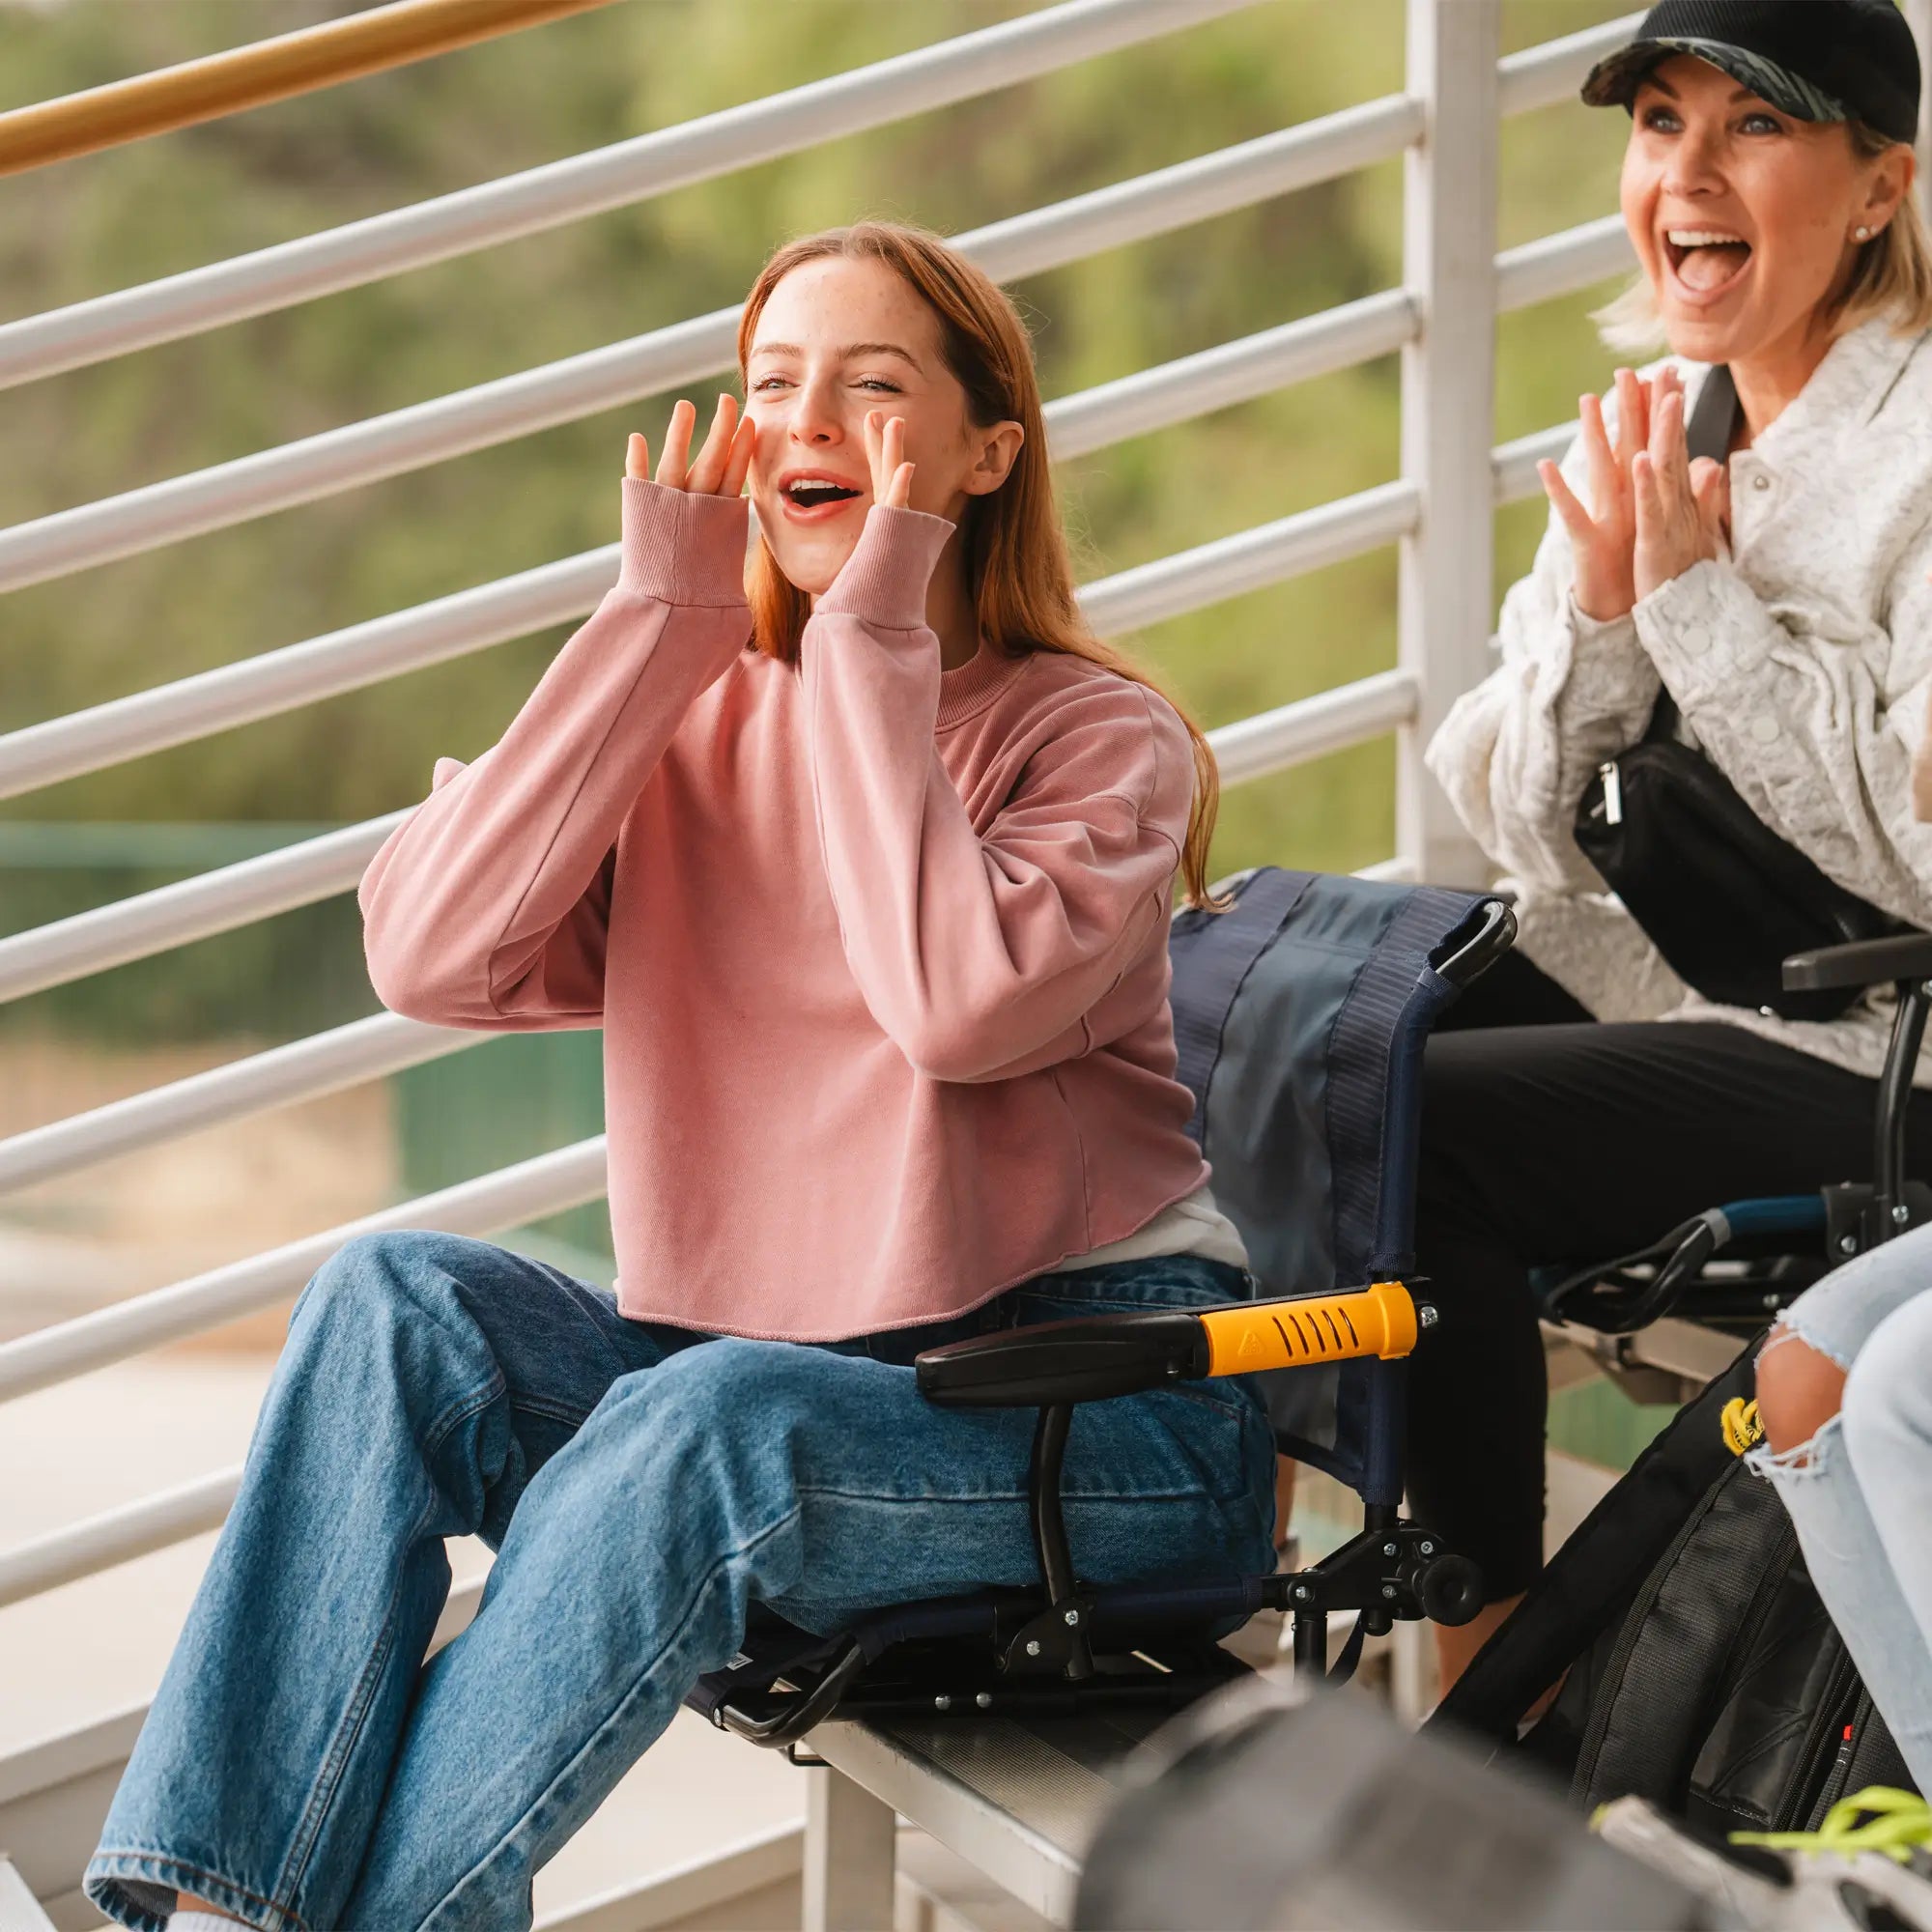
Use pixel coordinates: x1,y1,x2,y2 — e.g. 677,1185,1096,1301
780,475,866,519
1662,227,1753,300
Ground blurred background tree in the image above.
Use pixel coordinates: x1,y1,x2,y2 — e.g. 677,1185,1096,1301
0,0,1632,1271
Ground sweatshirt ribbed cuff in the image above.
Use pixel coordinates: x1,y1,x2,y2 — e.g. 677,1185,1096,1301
617,478,751,607
814,504,956,630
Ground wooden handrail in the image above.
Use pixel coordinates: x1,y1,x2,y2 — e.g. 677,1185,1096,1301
0,0,624,178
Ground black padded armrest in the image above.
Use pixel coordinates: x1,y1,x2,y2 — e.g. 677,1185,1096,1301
916,1312,1208,1408
917,1284,1424,1409
1783,933,1932,993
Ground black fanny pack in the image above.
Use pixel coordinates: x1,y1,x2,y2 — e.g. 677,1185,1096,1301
1570,366,1900,1023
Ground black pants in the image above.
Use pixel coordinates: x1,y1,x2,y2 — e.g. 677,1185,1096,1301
1406,951,1932,1601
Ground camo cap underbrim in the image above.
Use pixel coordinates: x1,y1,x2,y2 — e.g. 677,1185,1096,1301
1581,37,1851,125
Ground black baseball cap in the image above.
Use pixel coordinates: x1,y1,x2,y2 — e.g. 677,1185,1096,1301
1581,0,1921,146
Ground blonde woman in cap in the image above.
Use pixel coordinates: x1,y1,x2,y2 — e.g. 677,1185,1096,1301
1414,0,1932,1686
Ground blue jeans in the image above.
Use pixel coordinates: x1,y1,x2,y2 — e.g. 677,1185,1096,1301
85,1231,1276,1931
1750,1228,1932,1792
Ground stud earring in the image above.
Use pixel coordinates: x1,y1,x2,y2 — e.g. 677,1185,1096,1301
1855,225,1874,241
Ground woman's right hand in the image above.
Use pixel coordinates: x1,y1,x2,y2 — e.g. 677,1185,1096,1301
625,394,754,496
1538,366,1675,624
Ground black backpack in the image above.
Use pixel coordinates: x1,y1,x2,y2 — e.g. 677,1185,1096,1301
1433,1344,1918,1834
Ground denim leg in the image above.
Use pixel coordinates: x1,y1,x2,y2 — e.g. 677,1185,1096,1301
1750,1232,1932,1793
1840,1290,1932,1788
85,1230,694,1932
342,1286,1276,1929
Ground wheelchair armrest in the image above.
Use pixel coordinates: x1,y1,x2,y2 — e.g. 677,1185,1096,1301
1783,932,1932,993
916,1284,1421,1409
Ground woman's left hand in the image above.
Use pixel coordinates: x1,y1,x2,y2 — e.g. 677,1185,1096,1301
1633,384,1729,602
865,410,916,510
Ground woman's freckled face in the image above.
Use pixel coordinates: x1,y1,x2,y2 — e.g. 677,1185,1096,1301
743,257,982,596
1622,54,1875,368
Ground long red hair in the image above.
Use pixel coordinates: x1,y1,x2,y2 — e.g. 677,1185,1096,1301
735,222,1229,912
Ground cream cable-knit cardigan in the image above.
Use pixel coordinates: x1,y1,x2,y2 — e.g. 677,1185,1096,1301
1427,314,1932,1082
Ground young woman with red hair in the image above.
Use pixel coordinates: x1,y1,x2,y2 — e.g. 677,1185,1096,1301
87,224,1275,1932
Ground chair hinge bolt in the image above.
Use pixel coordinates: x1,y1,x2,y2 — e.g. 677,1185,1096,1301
976,1691,992,1708
933,1695,952,1711
1064,1608,1080,1625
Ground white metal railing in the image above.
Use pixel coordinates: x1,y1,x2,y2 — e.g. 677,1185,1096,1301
0,1138,611,1403
0,0,1653,1601
0,0,1253,391
0,93,1430,595
0,0,1738,1871
0,221,1633,808
0,1010,471,1195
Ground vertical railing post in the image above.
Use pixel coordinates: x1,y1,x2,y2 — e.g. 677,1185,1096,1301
1396,0,1500,887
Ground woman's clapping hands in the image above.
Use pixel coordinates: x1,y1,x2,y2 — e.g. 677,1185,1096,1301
1537,365,1727,622
625,395,755,496
1632,381,1728,605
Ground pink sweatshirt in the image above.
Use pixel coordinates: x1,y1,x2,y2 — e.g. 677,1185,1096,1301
358,480,1213,1340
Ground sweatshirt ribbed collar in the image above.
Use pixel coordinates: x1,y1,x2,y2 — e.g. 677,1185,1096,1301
936,637,1033,730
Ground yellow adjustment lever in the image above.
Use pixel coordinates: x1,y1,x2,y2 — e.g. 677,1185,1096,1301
1198,1282,1419,1378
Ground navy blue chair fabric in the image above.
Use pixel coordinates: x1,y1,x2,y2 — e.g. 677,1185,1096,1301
1168,867,1490,1504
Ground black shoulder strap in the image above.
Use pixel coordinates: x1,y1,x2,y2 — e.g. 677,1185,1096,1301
1686,363,1739,464
1645,365,1739,742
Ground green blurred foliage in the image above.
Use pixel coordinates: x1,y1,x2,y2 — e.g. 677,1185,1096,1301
0,0,1634,1044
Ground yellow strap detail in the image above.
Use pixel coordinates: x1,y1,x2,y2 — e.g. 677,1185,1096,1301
1731,1786,1931,1863
1721,1396,1764,1456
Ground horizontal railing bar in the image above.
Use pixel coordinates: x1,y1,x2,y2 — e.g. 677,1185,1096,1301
0,293,1421,803
0,1469,239,1610
0,1010,475,1196
0,0,1256,393
0,97,1424,598
1495,212,1632,312
962,94,1425,287
0,483,1422,1005
0,814,403,1009
1047,288,1418,461
1493,421,1577,504
0,0,620,179
1208,668,1419,787
0,548,618,803
0,1137,609,1403
1493,12,1641,118
1080,479,1420,636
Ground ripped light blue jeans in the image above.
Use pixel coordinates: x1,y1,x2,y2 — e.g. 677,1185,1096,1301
1751,1227,1932,1791
84,1231,1276,1932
